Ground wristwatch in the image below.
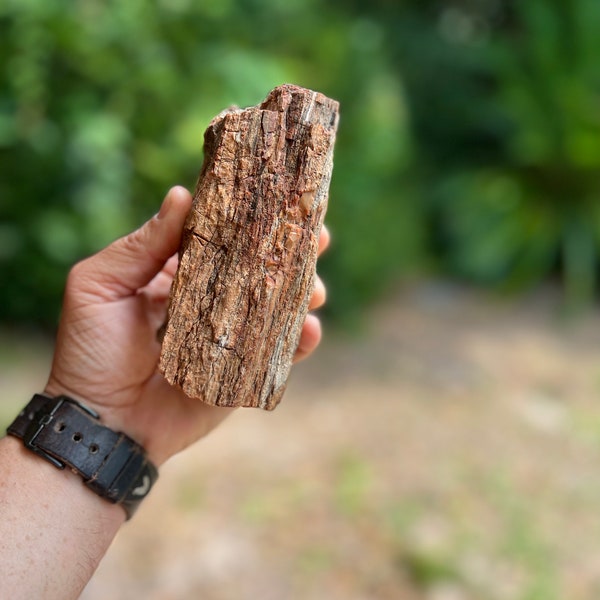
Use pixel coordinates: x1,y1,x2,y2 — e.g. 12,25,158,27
6,393,158,519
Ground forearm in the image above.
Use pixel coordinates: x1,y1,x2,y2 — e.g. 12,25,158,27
0,184,326,598
0,435,125,600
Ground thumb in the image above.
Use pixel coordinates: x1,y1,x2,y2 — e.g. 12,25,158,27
74,186,193,300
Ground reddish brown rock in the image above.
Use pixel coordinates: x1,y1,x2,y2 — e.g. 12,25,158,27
158,84,339,410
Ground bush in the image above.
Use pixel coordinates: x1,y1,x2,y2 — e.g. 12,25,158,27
387,0,600,307
0,0,418,328
3,0,600,329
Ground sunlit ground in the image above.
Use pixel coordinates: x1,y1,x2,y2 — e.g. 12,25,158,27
4,282,600,600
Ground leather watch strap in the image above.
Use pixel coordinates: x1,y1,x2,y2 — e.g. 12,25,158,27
7,394,158,519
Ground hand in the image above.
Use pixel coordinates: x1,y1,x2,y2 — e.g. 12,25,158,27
44,186,330,466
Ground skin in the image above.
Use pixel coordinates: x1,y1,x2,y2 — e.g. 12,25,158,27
0,186,329,599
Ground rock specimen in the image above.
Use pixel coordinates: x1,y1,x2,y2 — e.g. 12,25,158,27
159,84,339,410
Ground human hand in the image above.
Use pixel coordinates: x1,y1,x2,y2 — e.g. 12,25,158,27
44,186,329,466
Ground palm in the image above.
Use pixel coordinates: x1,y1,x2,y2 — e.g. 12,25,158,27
47,266,231,465
45,187,327,466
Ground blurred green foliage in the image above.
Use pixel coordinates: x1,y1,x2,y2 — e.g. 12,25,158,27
385,0,600,308
2,0,600,328
337,0,600,310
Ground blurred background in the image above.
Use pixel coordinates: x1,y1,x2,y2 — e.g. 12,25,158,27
3,0,600,598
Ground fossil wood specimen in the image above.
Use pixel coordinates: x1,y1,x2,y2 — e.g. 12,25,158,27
159,84,339,410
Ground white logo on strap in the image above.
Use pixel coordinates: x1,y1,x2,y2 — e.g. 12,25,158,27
132,475,151,497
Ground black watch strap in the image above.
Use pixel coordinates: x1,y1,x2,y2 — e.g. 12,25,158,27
7,394,158,519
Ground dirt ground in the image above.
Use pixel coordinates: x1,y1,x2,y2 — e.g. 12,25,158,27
4,282,600,599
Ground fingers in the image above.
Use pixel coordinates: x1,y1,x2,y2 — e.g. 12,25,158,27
300,273,327,361
310,225,329,308
294,314,322,363
161,254,180,278
318,225,330,257
142,223,329,308
299,226,328,358
142,254,179,302
309,275,326,310
73,187,192,301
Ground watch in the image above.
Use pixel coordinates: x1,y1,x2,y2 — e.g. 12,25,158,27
6,393,158,519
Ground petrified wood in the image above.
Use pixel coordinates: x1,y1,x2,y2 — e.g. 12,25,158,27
159,84,339,410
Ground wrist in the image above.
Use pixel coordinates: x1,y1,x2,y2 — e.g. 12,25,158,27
43,380,131,439
43,379,156,457
43,377,171,467
8,392,158,519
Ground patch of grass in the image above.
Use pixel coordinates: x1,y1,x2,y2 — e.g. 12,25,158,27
381,470,561,599
398,547,462,589
482,471,560,600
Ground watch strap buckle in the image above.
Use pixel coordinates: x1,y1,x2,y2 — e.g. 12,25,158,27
7,393,157,519
17,394,101,470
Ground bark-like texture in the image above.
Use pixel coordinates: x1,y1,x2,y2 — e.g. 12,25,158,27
159,84,339,410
